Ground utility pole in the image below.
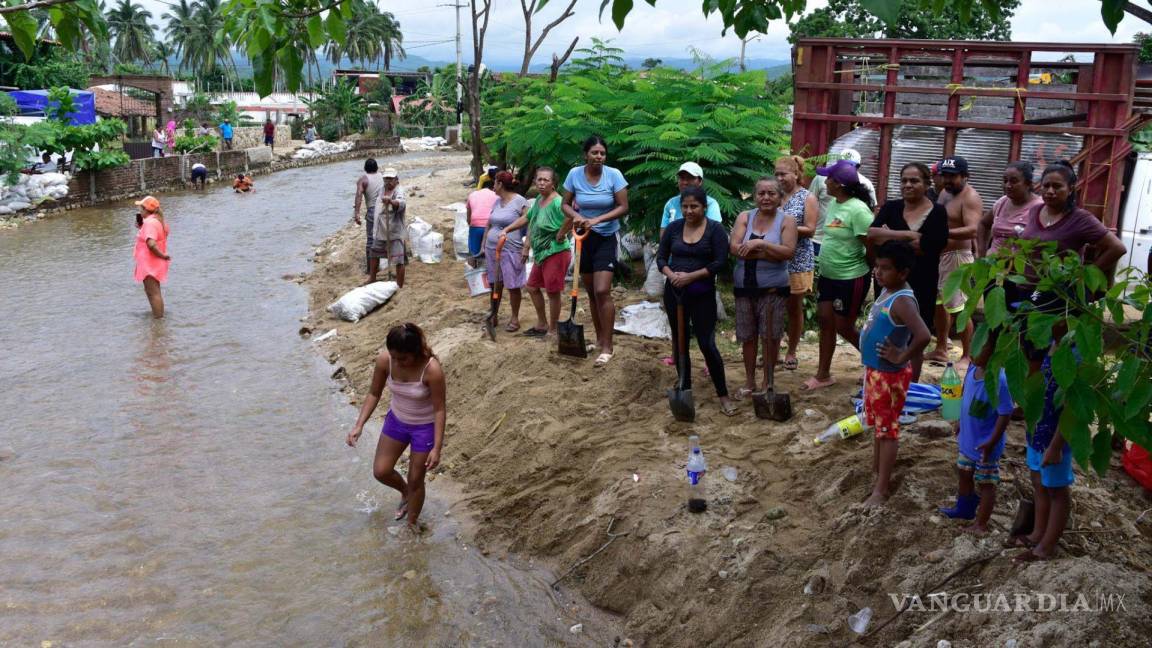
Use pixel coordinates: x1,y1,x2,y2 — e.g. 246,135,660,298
439,2,466,140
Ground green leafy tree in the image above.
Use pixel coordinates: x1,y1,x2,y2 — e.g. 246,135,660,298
303,78,367,139
399,72,455,133
641,57,662,70
162,0,196,68
483,60,789,234
1136,32,1152,63
788,0,1019,42
104,0,156,65
947,244,1151,476
324,0,404,69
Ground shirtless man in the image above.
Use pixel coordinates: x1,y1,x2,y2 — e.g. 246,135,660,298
353,158,384,277
929,156,981,366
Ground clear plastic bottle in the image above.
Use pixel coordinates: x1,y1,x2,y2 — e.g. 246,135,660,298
686,435,707,513
941,361,963,421
814,414,871,445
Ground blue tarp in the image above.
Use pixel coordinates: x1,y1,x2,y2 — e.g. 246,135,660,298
7,89,97,125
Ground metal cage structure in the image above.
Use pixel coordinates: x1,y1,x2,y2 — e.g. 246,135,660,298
791,39,1140,229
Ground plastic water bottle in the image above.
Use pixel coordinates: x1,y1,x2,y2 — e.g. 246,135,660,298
814,414,870,445
941,361,962,421
686,435,707,513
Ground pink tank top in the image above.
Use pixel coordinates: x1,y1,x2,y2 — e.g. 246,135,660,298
387,357,435,424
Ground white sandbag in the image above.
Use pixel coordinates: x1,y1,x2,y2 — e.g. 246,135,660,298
715,291,728,321
37,172,67,186
440,202,467,212
453,210,470,259
614,301,671,339
620,232,645,261
408,217,433,242
327,281,399,322
6,201,31,212
643,258,665,298
415,231,444,263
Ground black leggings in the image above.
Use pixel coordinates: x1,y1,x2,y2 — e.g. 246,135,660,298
664,284,728,398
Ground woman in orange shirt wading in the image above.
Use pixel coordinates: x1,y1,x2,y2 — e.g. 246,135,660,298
133,195,171,319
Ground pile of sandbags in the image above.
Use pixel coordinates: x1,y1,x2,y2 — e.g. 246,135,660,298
407,217,444,264
0,172,70,215
291,139,355,160
440,203,470,259
401,136,449,152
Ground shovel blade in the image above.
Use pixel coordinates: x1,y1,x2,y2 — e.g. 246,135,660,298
667,387,695,422
557,320,587,358
753,389,793,422
484,315,496,341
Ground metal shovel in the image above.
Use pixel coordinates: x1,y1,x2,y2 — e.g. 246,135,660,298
754,348,793,421
557,230,588,358
484,235,506,341
667,297,695,422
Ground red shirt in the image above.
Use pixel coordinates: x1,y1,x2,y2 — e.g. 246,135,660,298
263,122,275,136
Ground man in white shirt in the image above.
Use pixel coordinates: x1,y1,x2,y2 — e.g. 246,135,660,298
805,148,877,255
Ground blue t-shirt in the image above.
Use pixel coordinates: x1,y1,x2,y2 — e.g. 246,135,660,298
660,195,722,228
562,165,628,236
860,287,915,372
219,123,233,139
958,365,1014,462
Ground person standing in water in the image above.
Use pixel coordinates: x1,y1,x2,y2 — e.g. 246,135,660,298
347,323,446,530
133,195,171,319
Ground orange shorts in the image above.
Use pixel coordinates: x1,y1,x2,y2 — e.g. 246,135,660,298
864,365,912,439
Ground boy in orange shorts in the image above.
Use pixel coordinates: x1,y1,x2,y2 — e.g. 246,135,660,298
859,241,931,507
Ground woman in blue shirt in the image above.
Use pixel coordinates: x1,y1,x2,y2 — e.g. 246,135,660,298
562,135,630,367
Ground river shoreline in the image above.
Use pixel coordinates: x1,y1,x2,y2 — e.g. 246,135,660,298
0,142,407,229
303,151,1152,647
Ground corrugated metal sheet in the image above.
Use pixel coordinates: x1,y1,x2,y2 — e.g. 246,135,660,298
830,126,1083,210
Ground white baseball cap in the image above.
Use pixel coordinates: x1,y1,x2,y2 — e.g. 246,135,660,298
382,167,399,178
838,149,862,165
677,162,704,178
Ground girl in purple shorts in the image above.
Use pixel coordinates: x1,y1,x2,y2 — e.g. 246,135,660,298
347,323,446,529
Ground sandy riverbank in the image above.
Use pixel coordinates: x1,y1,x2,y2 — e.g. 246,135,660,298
302,152,1152,647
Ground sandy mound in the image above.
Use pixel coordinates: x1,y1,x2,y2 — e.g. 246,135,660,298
304,152,1152,647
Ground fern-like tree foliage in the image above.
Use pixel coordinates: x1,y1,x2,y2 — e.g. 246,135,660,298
482,44,790,235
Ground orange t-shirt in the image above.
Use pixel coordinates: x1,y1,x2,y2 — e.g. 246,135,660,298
234,176,252,191
134,216,169,283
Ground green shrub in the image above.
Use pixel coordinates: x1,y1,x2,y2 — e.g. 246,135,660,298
482,50,790,236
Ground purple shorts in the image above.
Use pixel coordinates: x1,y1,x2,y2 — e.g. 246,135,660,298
485,242,527,289
381,410,435,453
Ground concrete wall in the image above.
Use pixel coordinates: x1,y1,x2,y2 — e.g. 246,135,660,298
230,125,292,149
54,142,401,213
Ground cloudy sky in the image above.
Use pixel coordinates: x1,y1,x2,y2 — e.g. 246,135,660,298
139,0,1149,66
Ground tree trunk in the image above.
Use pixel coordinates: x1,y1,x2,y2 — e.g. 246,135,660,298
1125,2,1152,25
519,0,578,78
469,0,492,178
549,37,579,83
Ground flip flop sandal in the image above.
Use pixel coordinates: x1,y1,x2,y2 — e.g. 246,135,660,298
393,500,409,521
594,353,613,367
1012,549,1049,562
720,402,740,417
505,323,520,333
732,387,755,401
783,356,799,371
1002,535,1036,549
801,377,837,391
523,327,548,337
661,356,675,366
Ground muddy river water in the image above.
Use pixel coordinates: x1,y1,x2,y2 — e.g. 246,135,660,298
0,159,615,646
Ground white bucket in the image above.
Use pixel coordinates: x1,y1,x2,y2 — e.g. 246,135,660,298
465,267,490,297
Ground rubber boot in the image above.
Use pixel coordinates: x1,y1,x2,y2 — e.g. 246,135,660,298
938,493,980,520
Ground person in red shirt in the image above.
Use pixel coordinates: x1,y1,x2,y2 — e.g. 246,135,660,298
263,119,275,152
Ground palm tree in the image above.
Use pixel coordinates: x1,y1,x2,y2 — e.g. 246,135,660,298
379,10,404,71
105,0,156,65
162,0,196,71
153,42,174,76
182,0,235,84
323,0,405,70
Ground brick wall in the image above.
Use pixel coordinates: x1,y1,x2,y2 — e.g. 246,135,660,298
43,143,402,214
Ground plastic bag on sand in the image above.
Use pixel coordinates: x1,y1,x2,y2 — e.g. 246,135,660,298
614,301,671,339
643,258,664,298
415,231,444,263
408,217,433,244
327,281,399,322
453,210,470,259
